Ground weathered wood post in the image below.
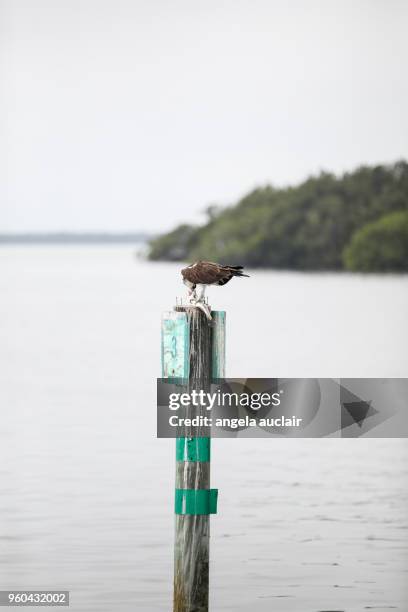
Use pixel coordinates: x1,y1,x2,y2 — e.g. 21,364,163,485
162,307,225,612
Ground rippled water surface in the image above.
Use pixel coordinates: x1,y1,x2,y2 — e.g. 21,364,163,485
0,247,407,611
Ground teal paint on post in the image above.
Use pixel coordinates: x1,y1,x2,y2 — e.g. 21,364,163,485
211,311,226,379
176,437,211,462
161,312,189,380
175,488,218,515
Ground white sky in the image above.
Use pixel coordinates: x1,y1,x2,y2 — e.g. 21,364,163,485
1,0,407,233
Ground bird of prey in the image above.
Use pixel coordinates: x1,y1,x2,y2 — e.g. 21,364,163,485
181,261,249,319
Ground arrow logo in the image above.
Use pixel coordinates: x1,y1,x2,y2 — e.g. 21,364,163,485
341,398,380,432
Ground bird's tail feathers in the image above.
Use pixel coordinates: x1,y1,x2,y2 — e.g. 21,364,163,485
224,265,249,277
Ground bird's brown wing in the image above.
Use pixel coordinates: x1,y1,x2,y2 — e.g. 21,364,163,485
183,261,233,285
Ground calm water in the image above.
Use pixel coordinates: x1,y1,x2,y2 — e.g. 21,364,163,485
0,246,407,611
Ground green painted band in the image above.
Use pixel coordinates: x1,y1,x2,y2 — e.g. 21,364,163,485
176,437,211,462
175,489,218,515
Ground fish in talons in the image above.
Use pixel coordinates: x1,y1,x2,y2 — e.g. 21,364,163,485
181,261,249,321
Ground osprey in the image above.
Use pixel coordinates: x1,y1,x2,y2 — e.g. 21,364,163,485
181,261,249,309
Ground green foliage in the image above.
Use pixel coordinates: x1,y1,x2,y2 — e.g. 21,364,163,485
147,224,199,261
147,161,408,271
343,211,408,272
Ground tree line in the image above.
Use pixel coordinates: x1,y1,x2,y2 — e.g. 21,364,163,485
147,161,408,272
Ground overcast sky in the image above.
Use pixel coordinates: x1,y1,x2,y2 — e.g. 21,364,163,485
1,0,407,233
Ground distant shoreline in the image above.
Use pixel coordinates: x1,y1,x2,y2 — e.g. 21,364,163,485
0,233,151,245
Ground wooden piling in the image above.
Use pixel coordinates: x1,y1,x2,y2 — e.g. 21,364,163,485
162,307,225,612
